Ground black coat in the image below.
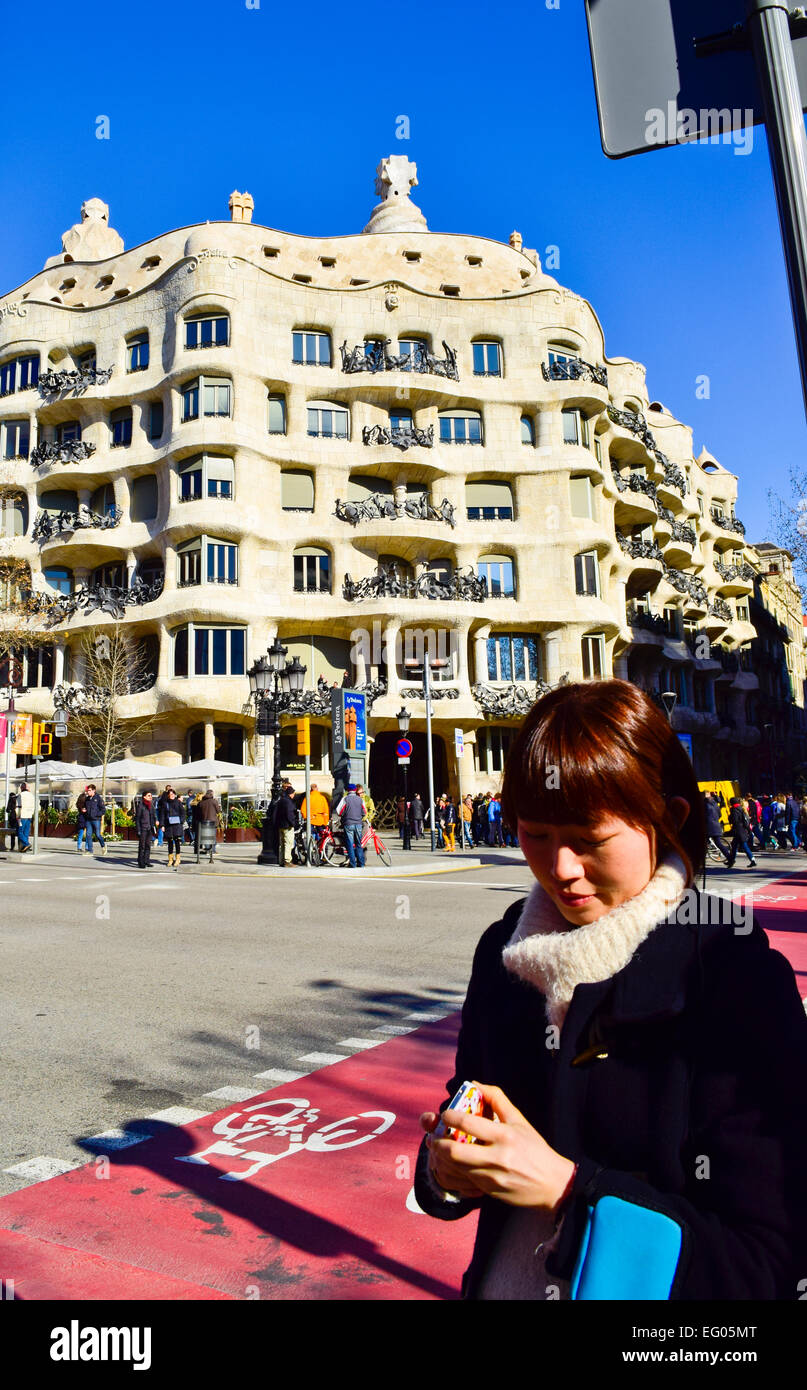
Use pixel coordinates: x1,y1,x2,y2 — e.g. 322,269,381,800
135,801,157,835
275,793,298,829
159,798,185,832
703,798,724,838
414,889,807,1300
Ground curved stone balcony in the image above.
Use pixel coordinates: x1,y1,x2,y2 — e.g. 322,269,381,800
713,559,755,597
661,519,697,567
334,493,457,530
339,339,460,384
616,532,664,587
30,439,97,470
37,365,114,399
670,706,721,735
710,511,746,541
361,424,434,451
32,504,123,544
612,472,658,526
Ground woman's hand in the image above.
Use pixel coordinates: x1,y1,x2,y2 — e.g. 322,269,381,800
421,1083,576,1210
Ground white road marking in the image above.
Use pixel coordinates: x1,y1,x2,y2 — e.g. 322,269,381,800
296,1051,349,1066
370,1024,416,1036
202,1086,269,1102
19,877,48,882
146,1106,210,1124
404,1011,448,1022
107,882,180,894
336,1037,385,1050
406,1184,428,1215
3,1156,84,1182
252,1067,312,1084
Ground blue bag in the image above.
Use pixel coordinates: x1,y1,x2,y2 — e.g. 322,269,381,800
570,1195,683,1300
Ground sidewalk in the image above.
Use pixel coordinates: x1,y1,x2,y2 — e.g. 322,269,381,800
0,833,526,878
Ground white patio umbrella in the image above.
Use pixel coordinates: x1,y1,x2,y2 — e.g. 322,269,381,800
174,759,257,780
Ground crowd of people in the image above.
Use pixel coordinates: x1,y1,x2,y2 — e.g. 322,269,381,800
703,789,807,868
396,791,518,851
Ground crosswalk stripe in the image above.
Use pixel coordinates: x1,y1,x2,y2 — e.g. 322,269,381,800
252,1068,311,1084
296,1052,349,1066
3,1156,84,1182
202,1086,269,1102
336,1037,384,1050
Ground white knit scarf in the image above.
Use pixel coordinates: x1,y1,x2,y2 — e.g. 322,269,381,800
502,854,688,1029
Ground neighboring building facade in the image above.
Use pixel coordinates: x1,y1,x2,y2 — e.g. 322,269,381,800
0,159,804,799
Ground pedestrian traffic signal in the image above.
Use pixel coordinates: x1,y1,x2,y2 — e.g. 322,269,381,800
32,722,52,757
296,718,310,756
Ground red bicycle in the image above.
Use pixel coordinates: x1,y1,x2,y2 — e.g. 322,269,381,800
319,820,392,867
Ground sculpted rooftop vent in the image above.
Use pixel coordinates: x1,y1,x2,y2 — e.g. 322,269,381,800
263,246,280,258
293,274,312,284
466,256,483,266
142,255,161,268
97,274,114,288
441,284,460,296
319,257,336,267
403,251,421,262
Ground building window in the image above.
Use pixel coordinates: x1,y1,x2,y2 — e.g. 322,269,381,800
397,339,428,368
466,480,514,520
173,624,246,677
90,483,116,518
562,408,589,447
476,726,514,774
736,601,750,622
292,331,331,366
2,420,30,459
0,645,54,689
268,394,287,434
93,563,125,589
569,476,596,520
148,400,164,440
307,401,349,439
110,407,133,448
574,551,600,597
293,547,331,593
662,606,680,636
487,634,540,682
0,354,39,396
44,566,73,596
0,493,27,538
127,333,149,372
582,633,606,680
521,415,535,445
548,344,580,367
182,377,231,421
177,535,237,586
439,411,483,444
472,341,502,376
131,475,158,522
185,313,229,349
281,471,314,511
178,455,234,502
478,553,515,597
55,421,82,445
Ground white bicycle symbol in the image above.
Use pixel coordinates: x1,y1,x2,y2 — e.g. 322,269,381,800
175,1096,396,1182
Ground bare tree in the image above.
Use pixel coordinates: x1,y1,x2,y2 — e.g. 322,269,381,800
56,627,156,808
769,468,807,594
0,555,51,673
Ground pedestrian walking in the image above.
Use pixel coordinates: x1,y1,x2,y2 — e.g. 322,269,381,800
415,678,807,1300
443,795,458,854
488,792,504,847
472,794,486,846
397,796,407,839
773,795,789,851
16,783,35,853
798,796,807,851
160,788,185,867
84,784,107,856
703,791,731,865
75,786,91,853
785,791,801,850
410,793,424,840
183,791,194,843
5,790,18,851
337,783,366,867
357,784,375,826
462,795,474,848
745,793,765,851
726,797,756,869
136,791,157,868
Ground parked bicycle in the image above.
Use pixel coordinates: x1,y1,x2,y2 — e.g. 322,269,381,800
291,822,321,867
319,819,392,867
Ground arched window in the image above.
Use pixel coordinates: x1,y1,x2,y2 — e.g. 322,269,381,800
307,400,349,439
93,562,125,589
91,483,117,517
478,553,515,597
131,475,158,521
487,634,540,682
520,415,535,446
178,455,234,502
40,489,78,514
562,408,589,448
281,471,314,511
268,394,287,434
127,332,149,372
2,419,30,459
476,726,514,774
472,341,502,376
185,312,229,349
177,535,238,586
110,407,133,448
293,547,331,593
292,330,331,366
182,376,231,421
582,633,606,680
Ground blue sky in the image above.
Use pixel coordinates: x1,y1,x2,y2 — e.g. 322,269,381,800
1,0,803,543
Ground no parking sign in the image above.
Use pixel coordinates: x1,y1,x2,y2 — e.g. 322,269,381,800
396,737,412,765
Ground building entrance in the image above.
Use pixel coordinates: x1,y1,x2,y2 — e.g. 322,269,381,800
368,730,449,810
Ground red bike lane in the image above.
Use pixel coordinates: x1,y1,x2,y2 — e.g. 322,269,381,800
1,873,804,1302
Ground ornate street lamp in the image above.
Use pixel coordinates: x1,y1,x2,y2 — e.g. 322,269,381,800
396,704,411,851
249,641,306,865
661,690,678,723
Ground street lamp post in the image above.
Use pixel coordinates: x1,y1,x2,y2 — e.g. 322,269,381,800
661,690,678,724
249,640,306,865
396,704,411,851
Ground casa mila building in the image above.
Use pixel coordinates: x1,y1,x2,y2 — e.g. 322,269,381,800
1,157,803,800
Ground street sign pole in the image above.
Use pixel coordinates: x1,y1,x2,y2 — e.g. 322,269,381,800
454,728,465,855
3,696,15,824
33,755,41,857
424,661,436,853
747,0,807,415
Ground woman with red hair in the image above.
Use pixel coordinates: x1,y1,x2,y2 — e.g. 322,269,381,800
416,680,807,1300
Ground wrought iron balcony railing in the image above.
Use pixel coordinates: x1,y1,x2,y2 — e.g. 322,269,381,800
541,357,608,387
38,365,113,396
361,423,434,450
32,505,123,542
30,440,96,468
615,530,664,562
707,597,735,622
23,573,164,624
626,604,667,634
669,520,697,546
664,566,708,605
710,511,746,535
343,564,488,603
660,460,688,494
471,673,570,718
613,472,658,503
714,559,755,582
606,405,657,452
335,493,456,528
340,339,459,380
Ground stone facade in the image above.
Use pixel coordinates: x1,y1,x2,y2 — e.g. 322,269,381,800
1,162,804,796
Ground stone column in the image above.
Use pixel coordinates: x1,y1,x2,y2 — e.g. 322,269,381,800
382,618,402,696
537,408,560,450
53,641,66,688
473,626,491,683
162,543,177,592
125,549,137,587
544,631,562,685
204,720,216,761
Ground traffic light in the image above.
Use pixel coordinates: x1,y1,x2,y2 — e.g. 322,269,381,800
38,731,53,758
296,718,310,757
32,722,52,757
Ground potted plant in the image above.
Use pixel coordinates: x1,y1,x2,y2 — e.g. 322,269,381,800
225,803,262,843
